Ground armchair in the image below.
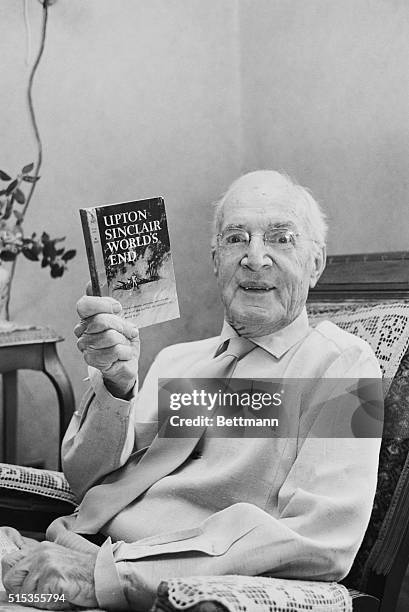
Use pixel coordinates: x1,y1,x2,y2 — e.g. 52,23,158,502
153,251,409,612
1,251,409,612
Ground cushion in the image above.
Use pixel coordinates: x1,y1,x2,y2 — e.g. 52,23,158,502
308,302,409,392
307,302,409,590
0,463,76,506
152,576,352,612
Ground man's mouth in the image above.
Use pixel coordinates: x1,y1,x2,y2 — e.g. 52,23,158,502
239,283,275,292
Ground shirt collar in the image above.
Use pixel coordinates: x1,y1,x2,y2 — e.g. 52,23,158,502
219,307,310,359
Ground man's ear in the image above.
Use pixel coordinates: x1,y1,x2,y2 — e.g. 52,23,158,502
309,244,326,289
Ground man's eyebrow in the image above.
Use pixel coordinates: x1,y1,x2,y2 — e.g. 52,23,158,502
266,221,298,230
222,222,297,230
222,224,247,231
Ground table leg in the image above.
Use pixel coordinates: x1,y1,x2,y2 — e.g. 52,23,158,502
2,371,18,464
42,344,75,469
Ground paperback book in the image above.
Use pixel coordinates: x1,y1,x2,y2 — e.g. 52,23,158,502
80,197,179,328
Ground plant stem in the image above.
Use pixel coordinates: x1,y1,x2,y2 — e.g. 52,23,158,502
5,1,49,319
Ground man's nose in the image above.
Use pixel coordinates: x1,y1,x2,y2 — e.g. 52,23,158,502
240,235,273,271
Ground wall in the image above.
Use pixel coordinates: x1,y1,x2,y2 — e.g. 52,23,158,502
0,0,241,466
239,0,409,254
2,1,408,466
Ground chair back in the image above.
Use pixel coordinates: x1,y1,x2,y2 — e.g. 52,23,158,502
308,251,409,611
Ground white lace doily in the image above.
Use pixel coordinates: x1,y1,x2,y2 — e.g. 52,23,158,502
0,463,76,504
166,575,352,612
309,302,409,392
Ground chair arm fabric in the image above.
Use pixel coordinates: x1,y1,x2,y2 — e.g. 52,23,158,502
151,576,353,612
0,463,76,505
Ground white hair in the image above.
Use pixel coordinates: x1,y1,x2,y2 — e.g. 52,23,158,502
211,170,328,249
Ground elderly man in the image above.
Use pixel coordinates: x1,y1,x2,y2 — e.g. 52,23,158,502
2,171,381,610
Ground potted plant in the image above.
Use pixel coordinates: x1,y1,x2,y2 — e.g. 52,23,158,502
0,163,76,321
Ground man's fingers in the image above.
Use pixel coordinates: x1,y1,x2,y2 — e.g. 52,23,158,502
2,550,30,590
3,542,97,610
74,320,88,338
75,313,139,340
75,295,140,398
76,295,122,319
82,344,137,371
77,329,132,352
20,564,40,599
2,549,26,575
1,526,24,549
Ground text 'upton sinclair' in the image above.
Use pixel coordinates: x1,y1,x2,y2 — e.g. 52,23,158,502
103,210,162,265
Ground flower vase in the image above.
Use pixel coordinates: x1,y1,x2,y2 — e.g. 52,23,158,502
0,265,14,330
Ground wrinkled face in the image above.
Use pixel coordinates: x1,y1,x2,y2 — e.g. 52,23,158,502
213,179,325,337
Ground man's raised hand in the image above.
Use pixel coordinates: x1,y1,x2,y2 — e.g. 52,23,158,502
75,295,140,399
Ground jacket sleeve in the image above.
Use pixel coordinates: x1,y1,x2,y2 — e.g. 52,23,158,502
92,348,383,610
62,354,162,500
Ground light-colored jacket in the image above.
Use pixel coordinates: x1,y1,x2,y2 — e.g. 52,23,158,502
50,311,382,610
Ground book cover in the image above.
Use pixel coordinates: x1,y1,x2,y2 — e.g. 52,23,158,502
80,197,179,328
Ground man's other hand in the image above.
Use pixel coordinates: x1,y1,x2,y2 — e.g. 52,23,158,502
2,542,98,609
75,292,140,399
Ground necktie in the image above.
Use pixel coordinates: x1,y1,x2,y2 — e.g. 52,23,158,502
73,336,256,534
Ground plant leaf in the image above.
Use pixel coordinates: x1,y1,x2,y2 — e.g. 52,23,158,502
0,250,17,261
0,170,12,181
22,163,34,174
31,243,42,256
51,263,64,278
6,179,18,195
61,249,76,262
41,232,50,243
13,210,24,222
41,257,48,268
22,248,39,261
43,242,53,258
22,175,40,183
14,188,25,204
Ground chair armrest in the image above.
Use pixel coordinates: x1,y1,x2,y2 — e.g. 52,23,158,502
152,576,353,612
0,463,76,534
0,463,76,505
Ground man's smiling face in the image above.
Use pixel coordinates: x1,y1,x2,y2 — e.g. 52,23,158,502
212,173,326,337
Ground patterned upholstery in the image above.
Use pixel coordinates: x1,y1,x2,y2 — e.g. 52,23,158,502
153,576,352,612
0,463,76,506
308,302,409,391
307,302,409,592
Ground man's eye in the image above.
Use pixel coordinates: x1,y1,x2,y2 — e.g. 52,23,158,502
225,233,247,244
278,233,292,244
266,230,295,247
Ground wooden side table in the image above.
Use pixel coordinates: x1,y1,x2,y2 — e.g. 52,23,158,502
0,325,75,469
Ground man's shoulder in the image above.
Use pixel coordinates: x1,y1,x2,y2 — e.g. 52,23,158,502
311,319,376,358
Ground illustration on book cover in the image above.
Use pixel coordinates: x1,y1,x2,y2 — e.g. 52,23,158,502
80,197,179,328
